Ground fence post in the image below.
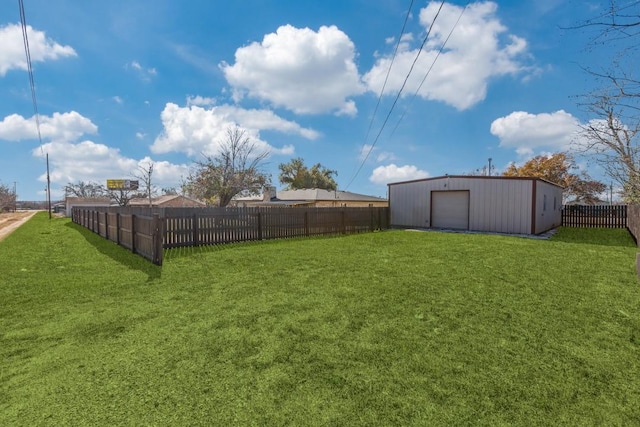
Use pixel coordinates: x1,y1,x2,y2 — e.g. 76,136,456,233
193,213,199,246
304,211,309,236
153,214,163,265
104,211,109,240
341,210,346,234
257,211,263,240
131,214,136,254
370,208,374,231
115,213,120,245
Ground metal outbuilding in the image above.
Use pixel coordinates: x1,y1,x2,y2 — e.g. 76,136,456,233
388,175,563,235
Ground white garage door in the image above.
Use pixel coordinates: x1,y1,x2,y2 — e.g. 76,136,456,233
431,191,470,230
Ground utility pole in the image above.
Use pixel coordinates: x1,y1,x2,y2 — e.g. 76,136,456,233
13,181,17,212
46,153,51,219
610,182,613,205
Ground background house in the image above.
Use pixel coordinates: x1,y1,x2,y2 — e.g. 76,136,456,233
65,197,111,216
388,176,563,235
128,195,206,208
234,187,388,208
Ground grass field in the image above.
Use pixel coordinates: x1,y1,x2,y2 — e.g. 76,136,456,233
1,212,639,425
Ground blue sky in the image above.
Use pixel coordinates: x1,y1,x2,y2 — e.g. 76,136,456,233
0,0,614,200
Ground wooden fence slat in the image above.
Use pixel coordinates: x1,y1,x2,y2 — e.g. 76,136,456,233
72,206,390,264
561,205,627,228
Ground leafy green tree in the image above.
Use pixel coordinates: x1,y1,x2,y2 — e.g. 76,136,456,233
184,126,270,207
278,158,338,190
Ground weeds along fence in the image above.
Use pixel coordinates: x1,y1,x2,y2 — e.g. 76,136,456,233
561,205,627,228
72,206,390,265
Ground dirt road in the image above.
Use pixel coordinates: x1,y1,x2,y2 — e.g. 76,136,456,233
0,211,39,242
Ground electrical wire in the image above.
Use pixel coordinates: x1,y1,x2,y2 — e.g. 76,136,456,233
18,0,44,151
345,0,446,190
361,0,415,148
18,0,50,216
389,1,470,138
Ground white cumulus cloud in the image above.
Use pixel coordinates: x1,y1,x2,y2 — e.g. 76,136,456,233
32,140,189,191
127,60,157,81
221,24,365,116
0,23,76,76
0,111,98,141
152,103,319,157
363,1,533,110
358,144,396,163
370,164,429,184
490,110,581,156
186,95,216,107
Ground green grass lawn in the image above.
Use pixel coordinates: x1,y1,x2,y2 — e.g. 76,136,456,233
1,213,639,426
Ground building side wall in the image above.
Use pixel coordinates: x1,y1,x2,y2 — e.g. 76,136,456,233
65,201,111,217
533,180,563,234
390,177,534,234
312,200,388,208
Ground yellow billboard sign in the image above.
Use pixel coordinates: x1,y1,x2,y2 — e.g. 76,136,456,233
107,179,139,190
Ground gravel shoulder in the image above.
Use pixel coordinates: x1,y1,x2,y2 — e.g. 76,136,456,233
0,211,40,242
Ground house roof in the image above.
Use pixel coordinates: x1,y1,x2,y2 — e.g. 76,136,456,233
276,188,387,202
65,197,111,204
129,194,205,206
387,175,565,189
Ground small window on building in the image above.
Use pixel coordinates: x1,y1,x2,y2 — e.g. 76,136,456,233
543,194,547,211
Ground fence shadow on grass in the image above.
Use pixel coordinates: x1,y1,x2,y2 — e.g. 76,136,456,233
549,227,637,248
65,222,162,281
162,232,353,261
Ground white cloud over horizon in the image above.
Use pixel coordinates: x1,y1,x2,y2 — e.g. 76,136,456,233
221,24,365,116
32,140,190,192
363,1,533,110
0,23,77,76
490,110,581,156
151,102,318,157
369,164,429,184
0,111,98,141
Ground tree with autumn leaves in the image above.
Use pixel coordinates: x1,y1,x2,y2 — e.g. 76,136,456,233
503,153,607,205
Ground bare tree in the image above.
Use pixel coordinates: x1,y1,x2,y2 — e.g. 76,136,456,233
571,1,640,202
577,90,640,202
134,161,158,207
184,126,270,207
106,188,135,207
569,1,640,44
0,182,14,212
64,181,106,198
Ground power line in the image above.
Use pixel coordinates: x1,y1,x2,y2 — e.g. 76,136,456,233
389,1,470,137
361,0,415,148
345,1,446,190
18,0,50,217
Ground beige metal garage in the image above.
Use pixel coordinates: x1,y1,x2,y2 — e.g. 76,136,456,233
388,176,563,235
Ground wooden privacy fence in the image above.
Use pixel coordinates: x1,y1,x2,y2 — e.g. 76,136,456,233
561,205,627,228
627,205,640,246
72,206,390,265
72,208,164,265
